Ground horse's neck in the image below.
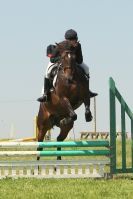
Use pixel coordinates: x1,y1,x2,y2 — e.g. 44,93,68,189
72,65,86,81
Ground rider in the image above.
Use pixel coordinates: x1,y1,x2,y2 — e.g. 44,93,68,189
37,29,98,102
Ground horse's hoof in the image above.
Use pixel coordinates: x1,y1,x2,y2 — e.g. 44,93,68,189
54,166,57,172
85,111,93,122
70,113,77,121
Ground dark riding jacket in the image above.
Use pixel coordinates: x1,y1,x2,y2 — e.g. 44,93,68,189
47,41,83,64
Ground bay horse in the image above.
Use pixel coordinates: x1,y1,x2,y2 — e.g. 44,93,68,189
37,42,92,159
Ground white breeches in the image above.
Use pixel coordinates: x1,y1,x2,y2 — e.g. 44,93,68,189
45,62,58,78
80,62,89,74
41,62,58,94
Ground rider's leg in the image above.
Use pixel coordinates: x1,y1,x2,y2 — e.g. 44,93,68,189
79,62,98,98
37,62,54,102
37,77,52,102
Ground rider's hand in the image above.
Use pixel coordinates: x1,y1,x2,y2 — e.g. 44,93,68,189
70,40,78,47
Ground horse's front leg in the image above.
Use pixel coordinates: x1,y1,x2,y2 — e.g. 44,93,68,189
83,96,93,122
57,118,74,160
60,97,77,122
57,97,76,160
37,128,48,161
37,121,52,160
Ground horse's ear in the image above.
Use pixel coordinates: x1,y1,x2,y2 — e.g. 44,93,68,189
55,43,63,51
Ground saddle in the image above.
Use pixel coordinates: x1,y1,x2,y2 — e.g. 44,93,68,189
49,63,88,84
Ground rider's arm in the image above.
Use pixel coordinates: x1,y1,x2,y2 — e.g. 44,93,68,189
50,47,60,63
76,43,83,64
50,56,60,63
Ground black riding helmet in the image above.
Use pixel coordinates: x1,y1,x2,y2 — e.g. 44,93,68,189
65,29,78,40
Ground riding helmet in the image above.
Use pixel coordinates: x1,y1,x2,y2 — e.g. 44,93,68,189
65,29,78,40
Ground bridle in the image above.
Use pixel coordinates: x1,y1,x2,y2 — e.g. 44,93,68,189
59,50,76,70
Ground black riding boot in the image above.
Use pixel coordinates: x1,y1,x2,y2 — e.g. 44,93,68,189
85,74,98,98
37,78,51,102
89,90,98,98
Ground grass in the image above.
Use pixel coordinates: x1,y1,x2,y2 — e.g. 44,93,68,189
0,139,133,199
0,178,133,199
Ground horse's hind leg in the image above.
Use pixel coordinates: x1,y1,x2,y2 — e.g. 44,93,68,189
57,120,74,160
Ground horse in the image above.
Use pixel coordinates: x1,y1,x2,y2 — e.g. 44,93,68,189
37,42,92,160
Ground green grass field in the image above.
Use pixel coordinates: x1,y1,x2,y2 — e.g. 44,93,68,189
0,140,133,199
0,177,133,199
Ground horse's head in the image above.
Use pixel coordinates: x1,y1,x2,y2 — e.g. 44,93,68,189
56,42,77,80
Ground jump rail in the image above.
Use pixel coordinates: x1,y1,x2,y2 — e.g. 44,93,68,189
0,141,110,179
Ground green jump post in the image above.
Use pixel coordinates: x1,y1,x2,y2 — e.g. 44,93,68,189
109,77,116,174
110,77,133,174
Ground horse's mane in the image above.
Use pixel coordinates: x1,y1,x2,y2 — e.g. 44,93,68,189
56,40,74,53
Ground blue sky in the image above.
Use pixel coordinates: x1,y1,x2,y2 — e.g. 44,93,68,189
0,0,133,139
